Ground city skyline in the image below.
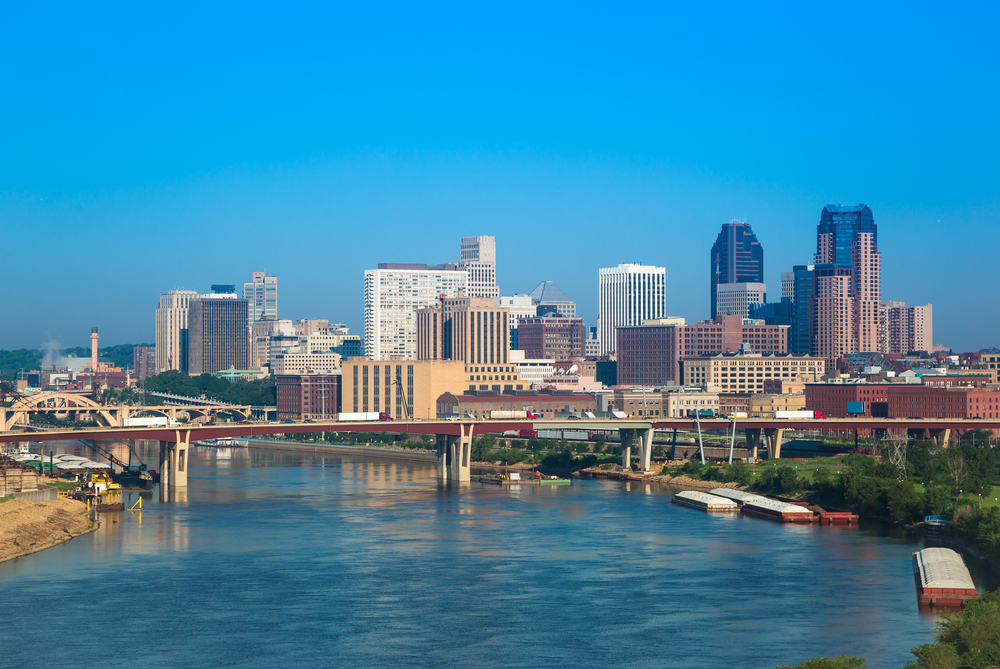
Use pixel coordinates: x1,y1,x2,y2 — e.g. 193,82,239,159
3,5,998,352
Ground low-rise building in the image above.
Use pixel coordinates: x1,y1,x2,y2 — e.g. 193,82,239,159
617,315,790,386
609,387,719,418
342,359,468,420
681,353,825,394
806,383,1000,419
750,394,807,418
436,391,596,419
275,375,341,421
272,351,341,376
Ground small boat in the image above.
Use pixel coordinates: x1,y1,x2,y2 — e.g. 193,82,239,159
913,547,979,608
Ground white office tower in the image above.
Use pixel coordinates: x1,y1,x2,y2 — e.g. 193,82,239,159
598,263,666,355
459,235,498,298
244,271,278,323
715,282,767,319
155,289,198,373
781,272,794,301
364,263,467,360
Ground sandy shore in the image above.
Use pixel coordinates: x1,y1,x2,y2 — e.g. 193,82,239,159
0,497,95,563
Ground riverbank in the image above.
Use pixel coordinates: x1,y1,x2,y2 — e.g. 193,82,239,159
244,439,436,463
0,497,94,563
579,462,746,491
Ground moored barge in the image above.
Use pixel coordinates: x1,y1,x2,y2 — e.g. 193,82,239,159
913,547,979,608
673,490,739,513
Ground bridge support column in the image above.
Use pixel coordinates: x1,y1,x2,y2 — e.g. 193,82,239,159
745,428,761,461
159,440,170,488
172,441,188,488
620,429,633,469
764,428,784,460
441,425,472,483
637,428,653,472
930,429,951,447
436,434,450,481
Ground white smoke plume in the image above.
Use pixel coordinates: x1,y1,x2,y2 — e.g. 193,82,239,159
41,339,61,367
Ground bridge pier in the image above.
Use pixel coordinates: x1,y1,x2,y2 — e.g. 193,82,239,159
745,428,761,460
159,434,190,489
436,425,472,482
620,429,633,469
763,428,784,460
637,428,653,471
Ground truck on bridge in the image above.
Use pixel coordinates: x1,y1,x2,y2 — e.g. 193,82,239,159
123,416,178,427
337,412,392,422
488,410,539,420
775,410,827,419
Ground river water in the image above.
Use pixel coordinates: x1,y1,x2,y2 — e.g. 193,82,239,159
0,441,982,669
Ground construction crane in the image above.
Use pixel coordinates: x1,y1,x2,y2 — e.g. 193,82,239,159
392,376,410,421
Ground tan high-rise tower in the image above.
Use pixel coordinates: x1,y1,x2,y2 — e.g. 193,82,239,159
810,205,880,364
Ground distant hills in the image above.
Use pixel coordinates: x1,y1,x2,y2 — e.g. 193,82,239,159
0,343,152,381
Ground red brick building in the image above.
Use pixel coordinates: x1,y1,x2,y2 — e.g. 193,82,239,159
517,317,585,360
276,375,341,421
616,315,789,386
806,383,1000,419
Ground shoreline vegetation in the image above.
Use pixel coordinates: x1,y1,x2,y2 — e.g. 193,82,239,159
0,496,94,563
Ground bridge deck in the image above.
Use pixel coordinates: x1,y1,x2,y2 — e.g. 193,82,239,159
1,416,997,444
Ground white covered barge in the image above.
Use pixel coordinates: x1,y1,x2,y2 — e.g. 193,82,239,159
672,490,739,513
913,547,979,608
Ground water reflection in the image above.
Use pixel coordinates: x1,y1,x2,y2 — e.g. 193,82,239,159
0,440,980,669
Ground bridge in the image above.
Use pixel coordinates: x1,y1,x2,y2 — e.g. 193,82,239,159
2,416,998,490
0,391,251,431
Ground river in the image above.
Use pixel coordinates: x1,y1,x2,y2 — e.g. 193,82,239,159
0,441,982,669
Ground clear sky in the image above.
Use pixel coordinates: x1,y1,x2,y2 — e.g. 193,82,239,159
2,2,997,352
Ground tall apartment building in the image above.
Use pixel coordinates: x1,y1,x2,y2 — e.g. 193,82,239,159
364,263,467,361
598,263,666,355
243,271,277,323
711,220,764,319
879,302,933,354
528,281,576,318
811,205,881,363
155,289,198,373
459,235,498,298
517,317,585,360
187,294,250,374
132,346,157,381
616,315,789,386
715,282,767,318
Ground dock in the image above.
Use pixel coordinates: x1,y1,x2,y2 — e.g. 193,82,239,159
473,474,571,486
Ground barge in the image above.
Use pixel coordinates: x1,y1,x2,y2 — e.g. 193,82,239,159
672,490,739,513
913,547,979,608
740,497,816,523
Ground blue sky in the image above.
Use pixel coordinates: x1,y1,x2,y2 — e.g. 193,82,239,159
2,2,998,352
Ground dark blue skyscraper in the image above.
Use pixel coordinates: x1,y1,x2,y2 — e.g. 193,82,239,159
710,220,764,319
789,265,813,354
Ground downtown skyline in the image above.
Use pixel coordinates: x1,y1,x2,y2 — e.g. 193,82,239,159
2,3,998,352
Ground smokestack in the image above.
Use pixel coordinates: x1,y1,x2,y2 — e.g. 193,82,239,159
91,327,99,371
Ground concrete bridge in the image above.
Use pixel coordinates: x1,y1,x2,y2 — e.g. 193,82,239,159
0,392,251,431
3,416,998,491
